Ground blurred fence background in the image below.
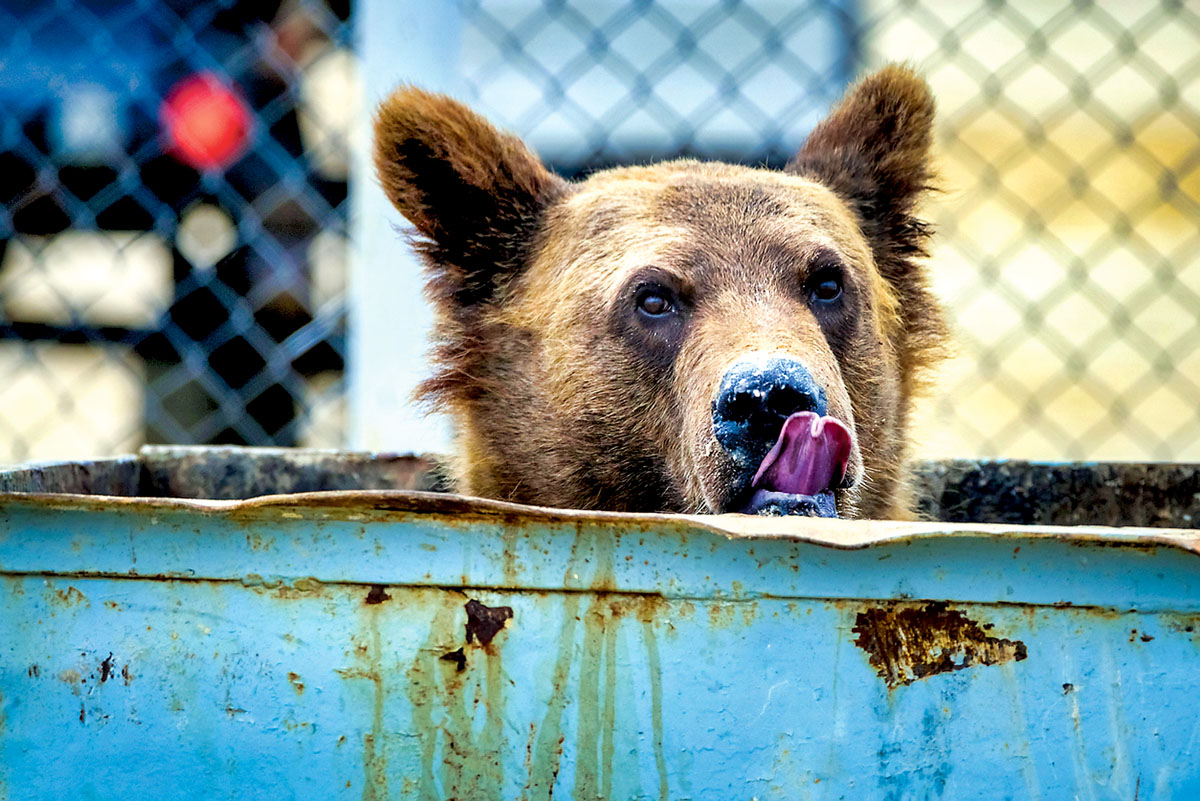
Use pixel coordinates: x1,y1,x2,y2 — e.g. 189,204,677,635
2,0,1198,465
0,0,351,462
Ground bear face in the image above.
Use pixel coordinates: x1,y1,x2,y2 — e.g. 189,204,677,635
374,65,946,519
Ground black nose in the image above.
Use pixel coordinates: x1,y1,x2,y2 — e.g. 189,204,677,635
712,356,827,463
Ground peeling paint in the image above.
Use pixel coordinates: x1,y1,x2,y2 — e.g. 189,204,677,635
465,599,513,647
853,602,1028,689
364,585,391,605
439,648,466,673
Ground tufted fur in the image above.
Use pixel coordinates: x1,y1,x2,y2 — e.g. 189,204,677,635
374,65,947,518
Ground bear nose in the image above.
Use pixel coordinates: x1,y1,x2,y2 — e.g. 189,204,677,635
712,356,828,459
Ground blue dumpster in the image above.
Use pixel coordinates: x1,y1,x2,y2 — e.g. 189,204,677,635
1,447,1198,799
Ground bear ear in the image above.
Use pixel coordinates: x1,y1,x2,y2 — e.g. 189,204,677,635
373,87,568,305
786,65,935,274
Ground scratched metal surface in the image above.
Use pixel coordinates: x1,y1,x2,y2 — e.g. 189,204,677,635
2,486,1200,801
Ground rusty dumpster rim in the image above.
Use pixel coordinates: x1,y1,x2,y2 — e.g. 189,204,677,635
0,488,1198,554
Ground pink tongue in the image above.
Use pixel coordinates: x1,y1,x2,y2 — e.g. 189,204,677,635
751,412,852,497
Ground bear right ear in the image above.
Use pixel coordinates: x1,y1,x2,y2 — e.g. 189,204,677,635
373,87,567,306
786,65,936,282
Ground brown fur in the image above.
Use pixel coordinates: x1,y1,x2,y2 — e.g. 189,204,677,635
374,65,947,518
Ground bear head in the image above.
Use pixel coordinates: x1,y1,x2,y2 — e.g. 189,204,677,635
374,65,946,519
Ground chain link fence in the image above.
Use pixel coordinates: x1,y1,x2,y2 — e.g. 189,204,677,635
2,0,1197,464
458,0,1200,462
0,0,351,463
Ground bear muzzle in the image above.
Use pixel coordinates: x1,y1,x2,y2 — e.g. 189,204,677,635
711,354,854,517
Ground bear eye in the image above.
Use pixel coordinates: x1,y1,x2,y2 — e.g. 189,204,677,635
636,287,675,318
807,268,843,304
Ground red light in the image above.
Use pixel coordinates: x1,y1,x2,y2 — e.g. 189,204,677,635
161,72,251,171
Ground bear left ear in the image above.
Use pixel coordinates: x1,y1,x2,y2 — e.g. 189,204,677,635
786,65,935,278
373,87,568,306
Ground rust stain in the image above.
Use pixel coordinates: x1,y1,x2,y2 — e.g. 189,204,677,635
607,593,668,624
121,664,133,685
501,527,521,585
405,592,509,799
288,671,305,694
27,665,39,678
852,602,1028,689
600,609,618,801
404,600,454,800
364,585,391,605
642,619,670,801
358,615,388,801
245,531,272,551
277,577,324,599
573,597,623,801
527,594,582,798
1165,614,1200,641
573,601,606,801
523,722,536,782
707,602,735,629
53,586,89,608
464,599,513,646
99,653,115,683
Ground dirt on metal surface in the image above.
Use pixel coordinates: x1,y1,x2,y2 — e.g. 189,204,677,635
0,454,140,495
138,445,443,499
0,446,442,499
2,447,1199,529
852,601,1029,689
915,460,1200,528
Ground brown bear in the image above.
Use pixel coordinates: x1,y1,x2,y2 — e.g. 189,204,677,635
373,65,946,519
